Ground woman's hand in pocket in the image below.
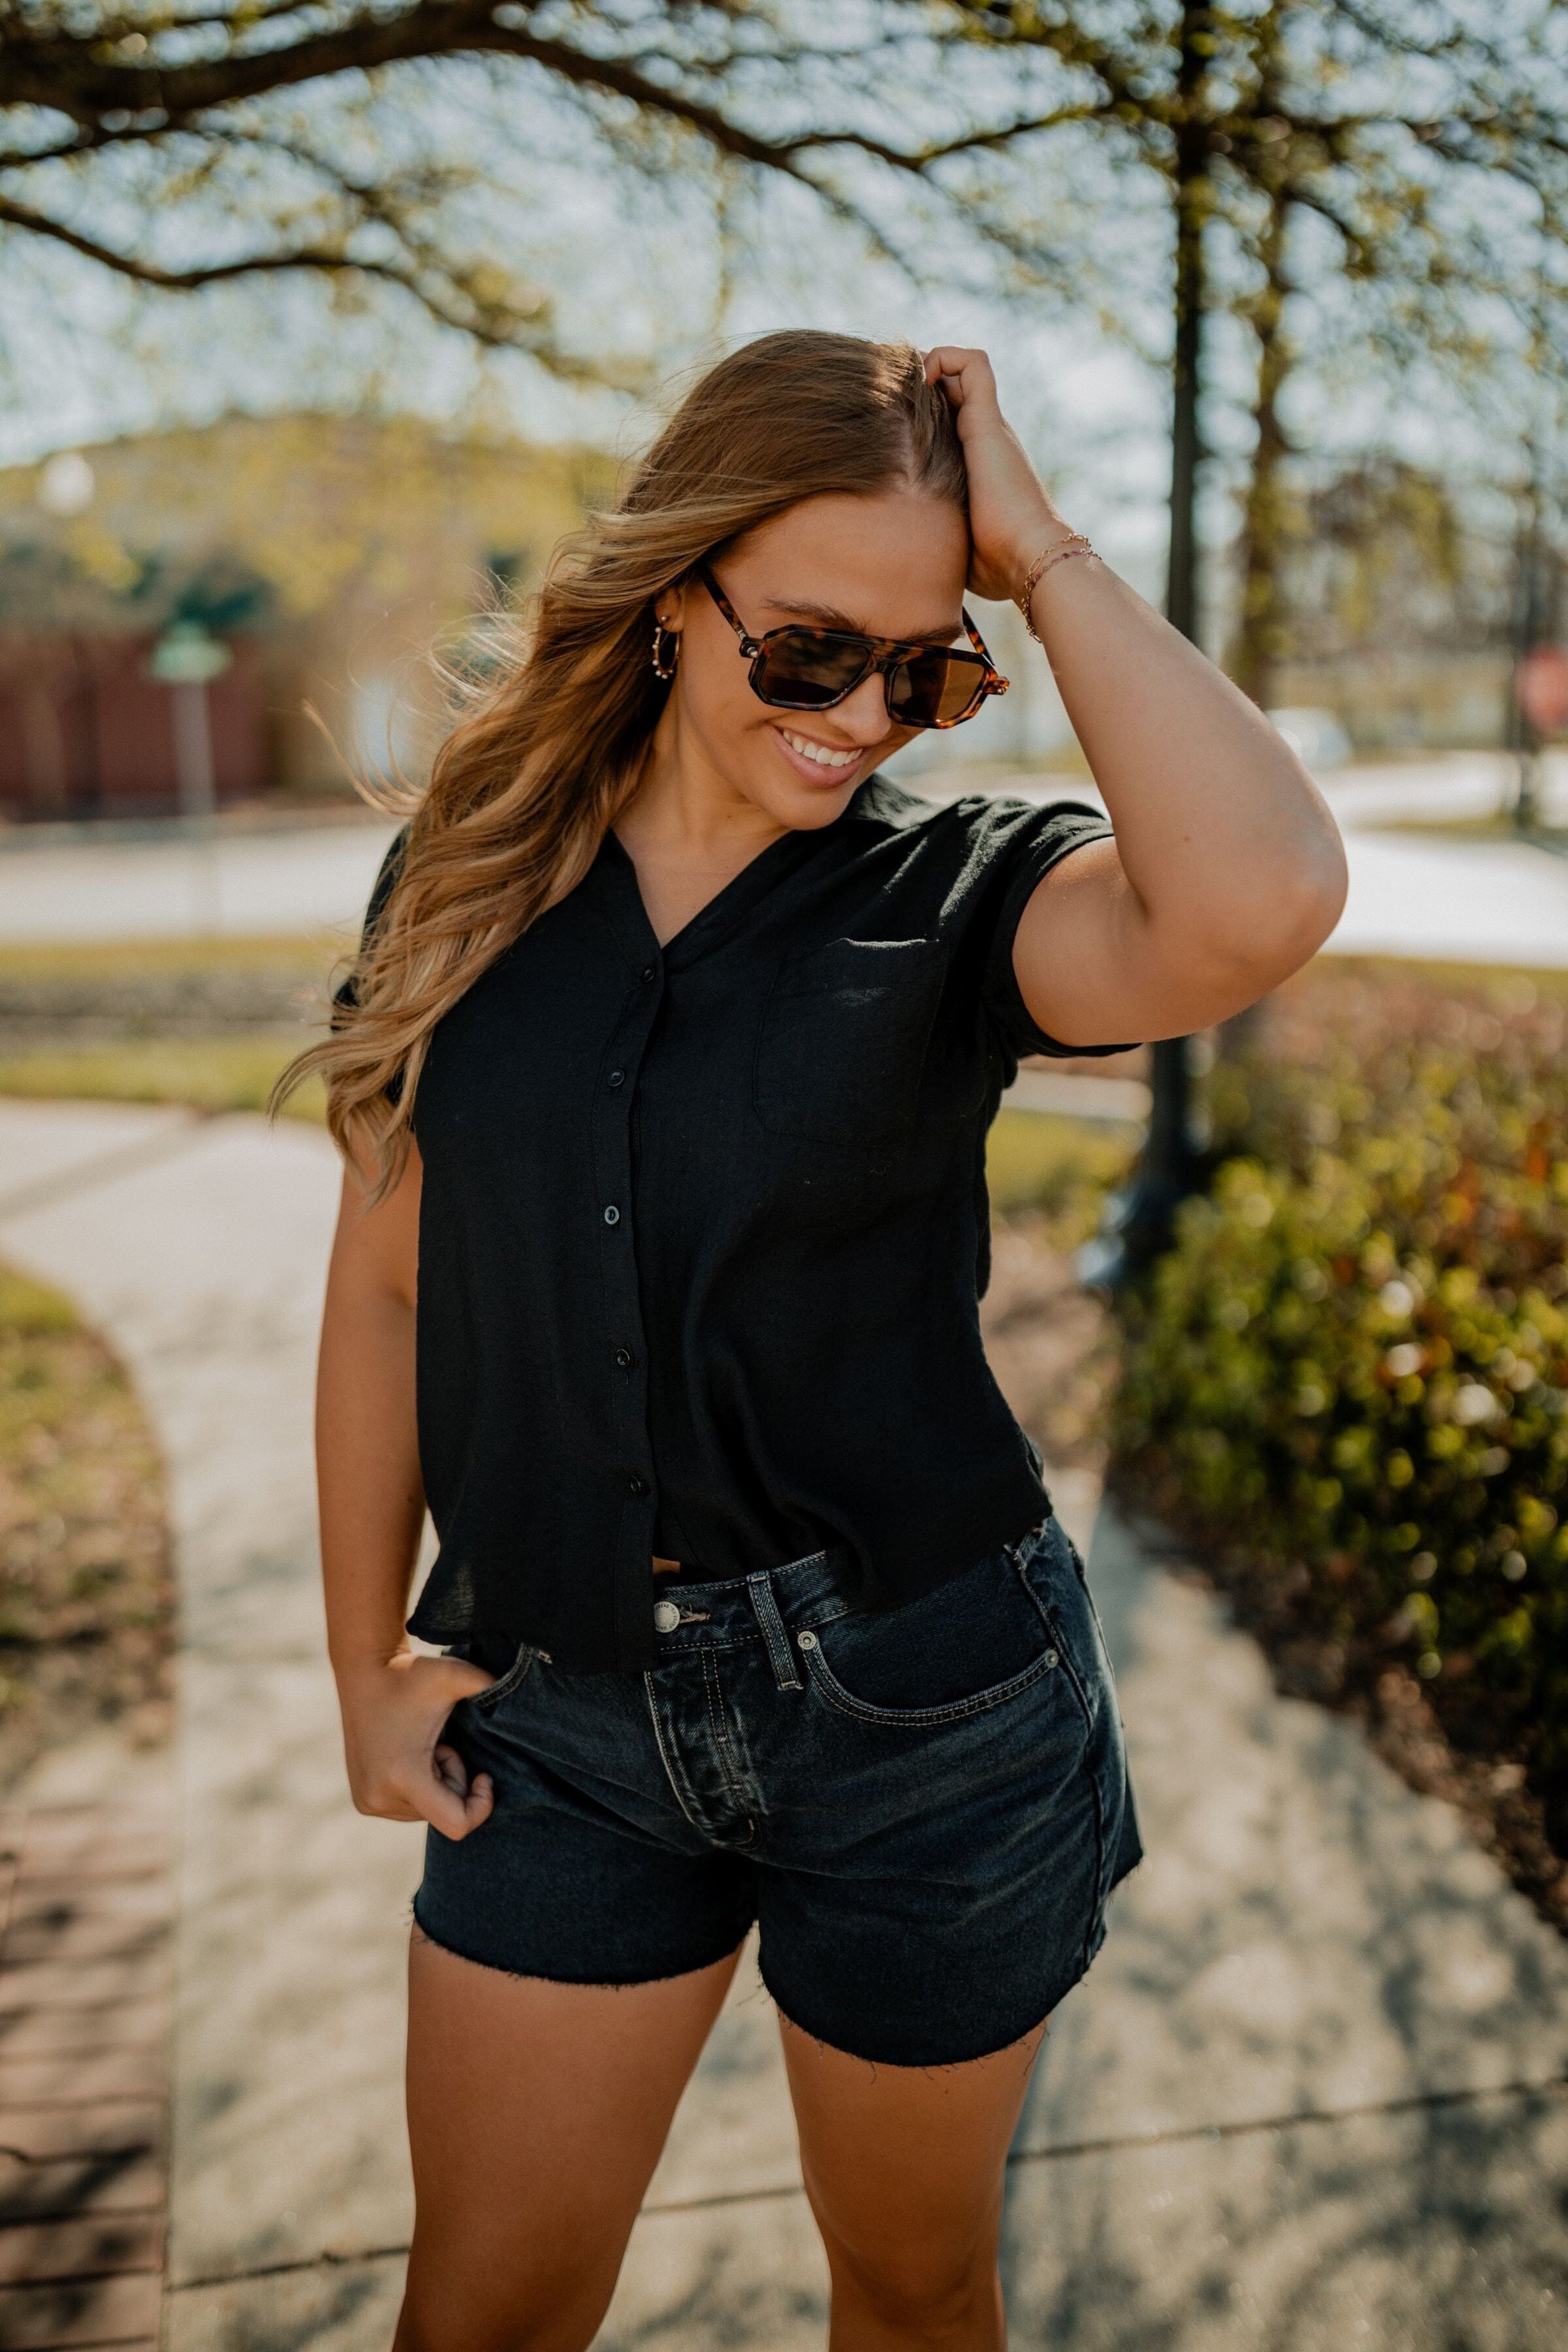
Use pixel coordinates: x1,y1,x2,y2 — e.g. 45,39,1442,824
334,1649,497,1838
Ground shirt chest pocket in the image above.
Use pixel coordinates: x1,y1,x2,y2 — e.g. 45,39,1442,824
753,937,948,1152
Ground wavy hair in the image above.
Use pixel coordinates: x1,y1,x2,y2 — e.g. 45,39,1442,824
274,331,968,1194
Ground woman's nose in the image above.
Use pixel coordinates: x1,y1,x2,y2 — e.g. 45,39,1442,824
836,670,897,742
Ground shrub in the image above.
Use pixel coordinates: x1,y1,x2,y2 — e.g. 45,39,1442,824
1112,965,1568,1841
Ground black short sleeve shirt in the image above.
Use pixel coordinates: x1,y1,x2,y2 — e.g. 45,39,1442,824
359,775,1126,1671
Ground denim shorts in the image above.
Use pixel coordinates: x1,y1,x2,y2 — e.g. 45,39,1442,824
415,1514,1142,2068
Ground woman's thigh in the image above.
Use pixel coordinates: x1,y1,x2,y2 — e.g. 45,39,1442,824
395,1928,741,2352
779,2009,1045,2333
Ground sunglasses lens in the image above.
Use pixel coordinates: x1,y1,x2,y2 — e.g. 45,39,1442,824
752,631,872,709
888,650,989,728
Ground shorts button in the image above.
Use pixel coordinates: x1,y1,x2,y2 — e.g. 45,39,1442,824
1045,1649,1060,1668
797,1630,817,1650
653,1599,681,1633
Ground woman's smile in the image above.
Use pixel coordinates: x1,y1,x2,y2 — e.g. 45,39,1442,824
773,723,877,785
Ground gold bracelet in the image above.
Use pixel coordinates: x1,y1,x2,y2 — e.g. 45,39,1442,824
1017,533,1096,645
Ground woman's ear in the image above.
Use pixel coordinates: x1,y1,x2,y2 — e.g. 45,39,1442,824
656,581,689,634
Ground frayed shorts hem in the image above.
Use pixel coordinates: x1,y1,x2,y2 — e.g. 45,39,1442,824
410,1899,749,1993
763,1968,1056,2072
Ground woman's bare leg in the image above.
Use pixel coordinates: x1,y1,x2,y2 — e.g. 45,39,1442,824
778,2010,1047,2351
393,1929,741,2352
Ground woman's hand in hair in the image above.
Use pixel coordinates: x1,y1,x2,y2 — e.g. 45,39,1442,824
335,1648,499,1840
923,345,1074,603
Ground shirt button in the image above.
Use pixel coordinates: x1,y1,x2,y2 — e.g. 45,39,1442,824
603,1205,620,1226
608,1069,626,1088
613,1346,634,1370
640,964,656,983
628,1472,649,1495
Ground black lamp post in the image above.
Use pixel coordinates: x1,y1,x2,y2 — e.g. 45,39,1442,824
1078,55,1209,1290
1078,1036,1203,1290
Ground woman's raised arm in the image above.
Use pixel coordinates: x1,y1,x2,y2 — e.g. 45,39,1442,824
925,345,1348,1047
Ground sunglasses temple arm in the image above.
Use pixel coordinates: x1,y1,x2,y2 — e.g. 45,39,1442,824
958,612,1008,699
695,563,762,653
960,610,993,663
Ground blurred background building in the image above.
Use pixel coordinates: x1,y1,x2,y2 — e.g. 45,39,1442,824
1258,458,1553,754
0,417,605,821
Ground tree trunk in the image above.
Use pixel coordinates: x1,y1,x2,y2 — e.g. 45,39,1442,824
1089,1,1210,1285
1164,2,1211,645
1231,189,1294,706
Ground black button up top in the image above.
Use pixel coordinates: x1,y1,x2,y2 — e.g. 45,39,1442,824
373,777,1122,1672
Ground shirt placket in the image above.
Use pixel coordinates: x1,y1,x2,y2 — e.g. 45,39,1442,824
592,944,665,1669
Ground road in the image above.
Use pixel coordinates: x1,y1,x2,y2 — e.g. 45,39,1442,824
2,759,1566,966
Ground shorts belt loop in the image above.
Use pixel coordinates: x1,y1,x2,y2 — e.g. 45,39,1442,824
748,1571,803,1692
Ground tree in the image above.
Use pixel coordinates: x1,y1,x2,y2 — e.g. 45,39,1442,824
943,2,1568,651
11,0,1568,1269
0,2,1101,367
940,0,1568,1270
15,6,1559,643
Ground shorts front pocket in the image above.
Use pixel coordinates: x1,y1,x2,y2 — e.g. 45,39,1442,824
463,1639,536,1712
794,1549,1064,1728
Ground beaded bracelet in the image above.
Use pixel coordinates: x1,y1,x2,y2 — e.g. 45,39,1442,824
1017,532,1096,645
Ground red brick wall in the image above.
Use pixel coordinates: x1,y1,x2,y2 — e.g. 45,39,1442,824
0,636,268,819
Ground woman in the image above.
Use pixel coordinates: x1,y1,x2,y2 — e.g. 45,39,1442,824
295,332,1346,2351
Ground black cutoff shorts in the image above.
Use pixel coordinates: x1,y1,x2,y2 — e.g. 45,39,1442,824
416,1514,1142,2068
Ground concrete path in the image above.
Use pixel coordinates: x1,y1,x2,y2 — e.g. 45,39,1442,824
2,1100,1566,2348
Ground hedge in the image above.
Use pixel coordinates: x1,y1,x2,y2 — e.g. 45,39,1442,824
1110,966,1568,1844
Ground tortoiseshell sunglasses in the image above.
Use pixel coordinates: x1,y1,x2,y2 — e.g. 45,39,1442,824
696,562,1009,731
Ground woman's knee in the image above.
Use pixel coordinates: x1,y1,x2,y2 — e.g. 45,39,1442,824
394,2255,616,2352
820,2223,1003,2341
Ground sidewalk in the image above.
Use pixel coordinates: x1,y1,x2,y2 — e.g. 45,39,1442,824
2,1100,1566,2348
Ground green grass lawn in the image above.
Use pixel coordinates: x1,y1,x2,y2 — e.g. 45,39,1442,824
1356,807,1568,844
0,1018,1137,1230
0,930,1142,1226
0,933,337,981
0,1032,326,1121
985,1108,1137,1242
0,1259,172,1783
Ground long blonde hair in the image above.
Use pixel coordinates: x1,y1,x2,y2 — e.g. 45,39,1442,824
278,331,968,1193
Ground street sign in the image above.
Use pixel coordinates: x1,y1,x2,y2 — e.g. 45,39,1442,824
1514,643,1568,735
149,623,233,687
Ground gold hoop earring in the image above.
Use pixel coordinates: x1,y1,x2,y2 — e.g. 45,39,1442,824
650,619,679,681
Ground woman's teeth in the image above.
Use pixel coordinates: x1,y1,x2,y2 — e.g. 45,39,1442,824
781,730,859,770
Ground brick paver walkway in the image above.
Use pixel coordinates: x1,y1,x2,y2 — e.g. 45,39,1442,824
0,1790,172,2350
